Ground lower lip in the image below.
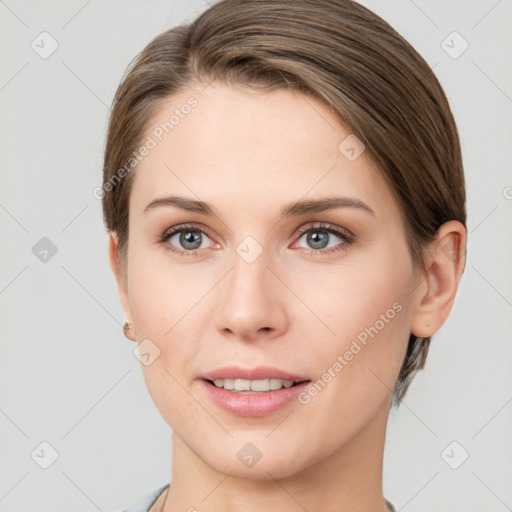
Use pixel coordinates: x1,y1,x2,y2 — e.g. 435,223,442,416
200,379,311,417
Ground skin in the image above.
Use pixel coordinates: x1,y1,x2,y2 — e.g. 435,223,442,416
109,82,466,512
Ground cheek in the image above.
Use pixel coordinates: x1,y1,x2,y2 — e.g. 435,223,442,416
124,244,200,398
288,245,414,410
127,252,205,429
290,243,413,349
126,239,202,337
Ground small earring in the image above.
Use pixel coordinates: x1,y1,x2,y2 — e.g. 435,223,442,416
123,321,136,341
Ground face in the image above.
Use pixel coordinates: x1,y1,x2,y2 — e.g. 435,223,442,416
114,82,424,479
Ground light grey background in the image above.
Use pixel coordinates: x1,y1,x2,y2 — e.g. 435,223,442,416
1,1,511,511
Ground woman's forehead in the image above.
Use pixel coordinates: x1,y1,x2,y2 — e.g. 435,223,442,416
130,84,398,222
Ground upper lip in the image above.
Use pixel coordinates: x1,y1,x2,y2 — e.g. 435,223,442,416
201,366,310,383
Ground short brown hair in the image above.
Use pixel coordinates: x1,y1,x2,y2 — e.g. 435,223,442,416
102,0,466,407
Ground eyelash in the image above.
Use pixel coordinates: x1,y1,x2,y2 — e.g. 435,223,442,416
158,222,355,257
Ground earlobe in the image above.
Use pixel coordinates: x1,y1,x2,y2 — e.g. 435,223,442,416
410,221,467,338
108,232,133,328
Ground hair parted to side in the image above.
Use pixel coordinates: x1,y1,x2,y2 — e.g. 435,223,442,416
102,0,466,408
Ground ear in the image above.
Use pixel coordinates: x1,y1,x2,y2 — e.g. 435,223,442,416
108,231,132,324
410,220,467,338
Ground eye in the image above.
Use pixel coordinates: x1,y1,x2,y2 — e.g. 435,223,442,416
293,222,354,255
159,221,355,257
159,223,216,256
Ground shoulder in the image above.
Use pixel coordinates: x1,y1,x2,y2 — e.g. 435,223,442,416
118,483,170,512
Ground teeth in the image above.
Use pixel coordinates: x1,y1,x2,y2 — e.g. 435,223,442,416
223,379,235,390
212,378,296,392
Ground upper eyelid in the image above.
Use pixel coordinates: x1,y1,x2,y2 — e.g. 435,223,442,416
162,221,354,244
163,222,214,239
295,222,354,239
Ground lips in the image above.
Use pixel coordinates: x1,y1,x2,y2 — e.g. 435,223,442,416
199,366,311,416
200,378,311,417
200,365,309,383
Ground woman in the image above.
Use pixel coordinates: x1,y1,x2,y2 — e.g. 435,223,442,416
101,0,467,510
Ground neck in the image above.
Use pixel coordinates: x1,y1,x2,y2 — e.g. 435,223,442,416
161,398,392,512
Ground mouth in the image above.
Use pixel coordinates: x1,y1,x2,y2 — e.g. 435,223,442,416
200,377,312,416
199,366,311,415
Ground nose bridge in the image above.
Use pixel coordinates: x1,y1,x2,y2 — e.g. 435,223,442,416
215,236,287,339
227,239,273,309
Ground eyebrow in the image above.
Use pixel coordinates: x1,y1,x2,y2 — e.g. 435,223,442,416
143,195,375,218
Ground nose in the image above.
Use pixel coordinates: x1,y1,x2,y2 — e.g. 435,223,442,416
214,247,289,343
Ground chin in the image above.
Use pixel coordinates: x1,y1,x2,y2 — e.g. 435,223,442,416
175,428,298,477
